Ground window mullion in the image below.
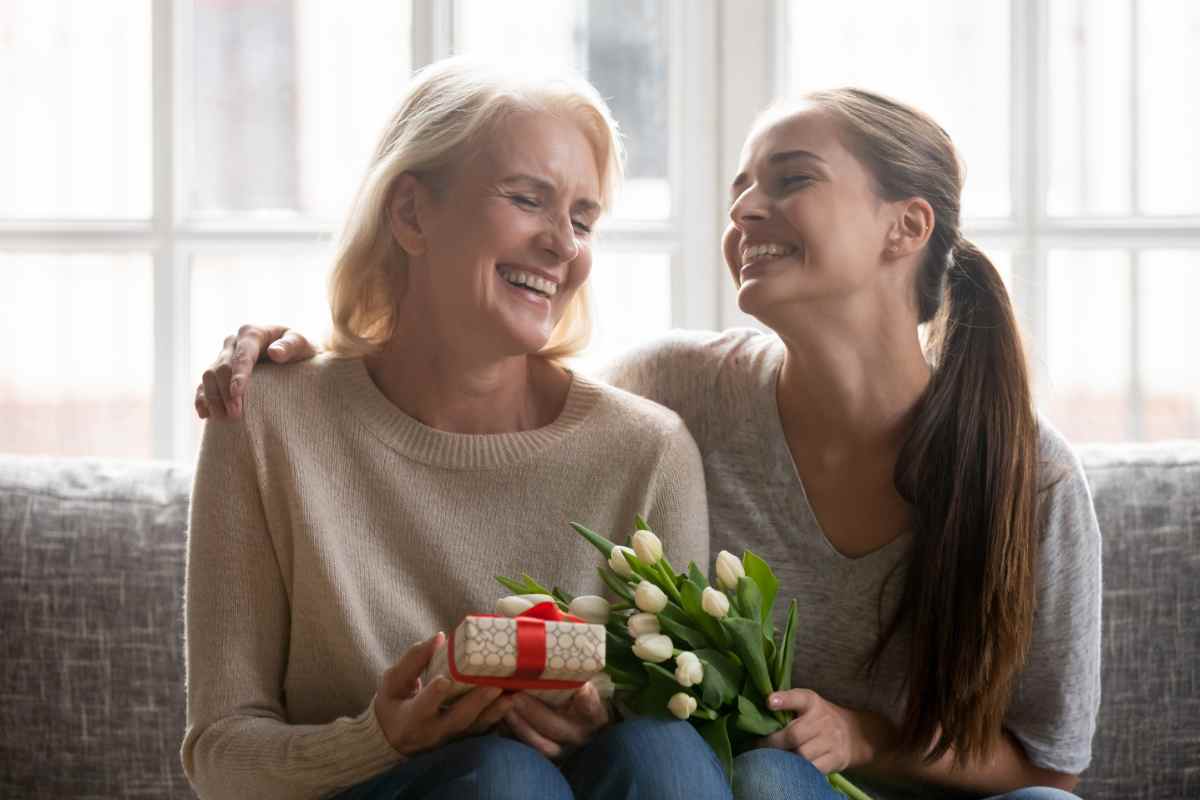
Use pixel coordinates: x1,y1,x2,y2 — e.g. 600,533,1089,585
412,0,454,69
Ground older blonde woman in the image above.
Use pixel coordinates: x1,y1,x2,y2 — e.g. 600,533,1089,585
181,59,718,800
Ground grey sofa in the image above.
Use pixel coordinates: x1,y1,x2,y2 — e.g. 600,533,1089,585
1,444,1197,799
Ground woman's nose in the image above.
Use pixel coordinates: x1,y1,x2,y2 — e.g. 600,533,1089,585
539,214,581,263
729,185,768,227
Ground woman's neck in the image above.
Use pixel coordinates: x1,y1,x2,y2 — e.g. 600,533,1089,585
772,302,931,454
364,339,569,435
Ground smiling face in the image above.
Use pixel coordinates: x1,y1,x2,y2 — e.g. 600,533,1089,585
723,106,901,324
397,109,602,358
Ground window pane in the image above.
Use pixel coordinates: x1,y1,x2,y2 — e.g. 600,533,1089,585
0,1,151,219
1139,0,1200,215
1139,252,1200,440
455,0,671,221
0,253,153,457
572,251,671,373
1047,0,1132,216
782,0,1010,218
188,251,333,455
1043,250,1131,442
190,0,411,220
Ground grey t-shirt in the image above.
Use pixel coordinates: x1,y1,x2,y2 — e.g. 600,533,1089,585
602,328,1102,796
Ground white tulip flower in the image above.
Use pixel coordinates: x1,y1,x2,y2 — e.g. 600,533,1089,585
609,545,636,579
668,692,698,720
701,586,730,619
632,633,674,663
495,594,554,617
715,550,746,591
674,651,704,688
627,612,661,638
632,529,663,565
634,580,669,614
568,595,611,625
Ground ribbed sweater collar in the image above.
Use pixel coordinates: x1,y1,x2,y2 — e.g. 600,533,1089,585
330,356,602,470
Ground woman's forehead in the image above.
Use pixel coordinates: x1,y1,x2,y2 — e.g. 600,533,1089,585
741,106,843,166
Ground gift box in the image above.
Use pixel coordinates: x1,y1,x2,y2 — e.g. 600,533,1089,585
424,602,607,706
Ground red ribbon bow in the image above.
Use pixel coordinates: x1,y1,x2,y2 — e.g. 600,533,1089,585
446,602,589,691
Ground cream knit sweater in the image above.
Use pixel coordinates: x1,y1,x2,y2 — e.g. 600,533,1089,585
181,355,709,799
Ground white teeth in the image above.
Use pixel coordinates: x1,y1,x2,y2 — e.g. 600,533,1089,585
741,243,796,263
498,268,558,297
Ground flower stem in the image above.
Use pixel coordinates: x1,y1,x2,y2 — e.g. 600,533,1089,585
828,772,872,800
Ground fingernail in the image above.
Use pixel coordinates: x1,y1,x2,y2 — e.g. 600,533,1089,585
269,342,285,352
768,695,781,709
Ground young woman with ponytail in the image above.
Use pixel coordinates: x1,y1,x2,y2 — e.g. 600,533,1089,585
196,87,1101,800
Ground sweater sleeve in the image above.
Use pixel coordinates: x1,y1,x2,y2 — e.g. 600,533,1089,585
643,416,711,574
1002,428,1103,774
181,415,401,800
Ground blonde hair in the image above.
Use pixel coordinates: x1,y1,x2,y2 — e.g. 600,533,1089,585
326,57,624,361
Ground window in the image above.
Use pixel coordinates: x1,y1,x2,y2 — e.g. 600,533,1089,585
1,0,719,460
2,0,1196,460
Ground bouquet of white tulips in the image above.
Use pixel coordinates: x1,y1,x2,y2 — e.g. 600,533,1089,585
498,517,870,798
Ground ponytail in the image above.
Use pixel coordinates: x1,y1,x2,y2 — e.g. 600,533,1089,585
881,239,1041,764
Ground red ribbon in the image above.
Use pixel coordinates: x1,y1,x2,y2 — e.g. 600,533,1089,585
446,602,589,691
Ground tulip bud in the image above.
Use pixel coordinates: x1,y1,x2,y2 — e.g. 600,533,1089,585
674,651,704,688
715,550,746,591
668,692,698,720
495,594,554,617
632,633,674,663
701,586,730,619
632,529,663,565
568,595,611,625
626,612,661,638
634,580,668,614
609,545,636,579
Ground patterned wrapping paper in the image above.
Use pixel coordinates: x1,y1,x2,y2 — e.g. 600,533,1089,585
424,610,606,707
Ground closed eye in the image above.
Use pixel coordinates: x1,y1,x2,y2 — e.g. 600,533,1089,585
509,194,541,208
781,175,814,189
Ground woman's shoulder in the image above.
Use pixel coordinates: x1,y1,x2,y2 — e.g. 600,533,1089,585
576,371,692,440
240,353,358,424
598,327,780,404
1034,416,1101,560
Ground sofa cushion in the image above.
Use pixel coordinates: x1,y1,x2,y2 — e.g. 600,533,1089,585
0,456,193,799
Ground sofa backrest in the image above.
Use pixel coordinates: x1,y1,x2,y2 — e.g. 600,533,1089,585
1,443,1197,798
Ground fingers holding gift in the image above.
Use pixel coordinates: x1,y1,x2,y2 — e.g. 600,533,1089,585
504,692,597,758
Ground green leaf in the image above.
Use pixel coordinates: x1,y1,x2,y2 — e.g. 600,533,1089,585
496,575,534,595
571,521,616,558
690,705,718,720
735,695,784,736
521,574,554,596
603,663,646,689
736,577,763,632
742,550,779,637
552,587,574,607
688,561,709,589
723,616,773,698
634,513,651,531
598,566,635,603
657,612,711,651
694,648,743,709
773,599,798,692
698,714,734,784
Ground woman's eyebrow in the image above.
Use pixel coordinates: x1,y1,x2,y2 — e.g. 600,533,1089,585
768,149,827,166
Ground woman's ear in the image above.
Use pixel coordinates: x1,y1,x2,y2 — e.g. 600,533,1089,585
388,173,429,256
889,197,935,259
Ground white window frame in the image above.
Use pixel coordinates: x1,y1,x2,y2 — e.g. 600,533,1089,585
0,0,724,462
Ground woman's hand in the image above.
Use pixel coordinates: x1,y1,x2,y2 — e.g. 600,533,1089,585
762,689,891,775
195,324,318,420
503,681,610,760
374,633,514,757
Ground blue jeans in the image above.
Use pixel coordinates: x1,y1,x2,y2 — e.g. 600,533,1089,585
333,718,730,800
730,747,1081,800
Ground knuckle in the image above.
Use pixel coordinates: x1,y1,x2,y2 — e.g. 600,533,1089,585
236,324,259,339
222,334,236,350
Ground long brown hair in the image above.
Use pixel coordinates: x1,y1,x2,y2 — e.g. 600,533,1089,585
806,88,1040,765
